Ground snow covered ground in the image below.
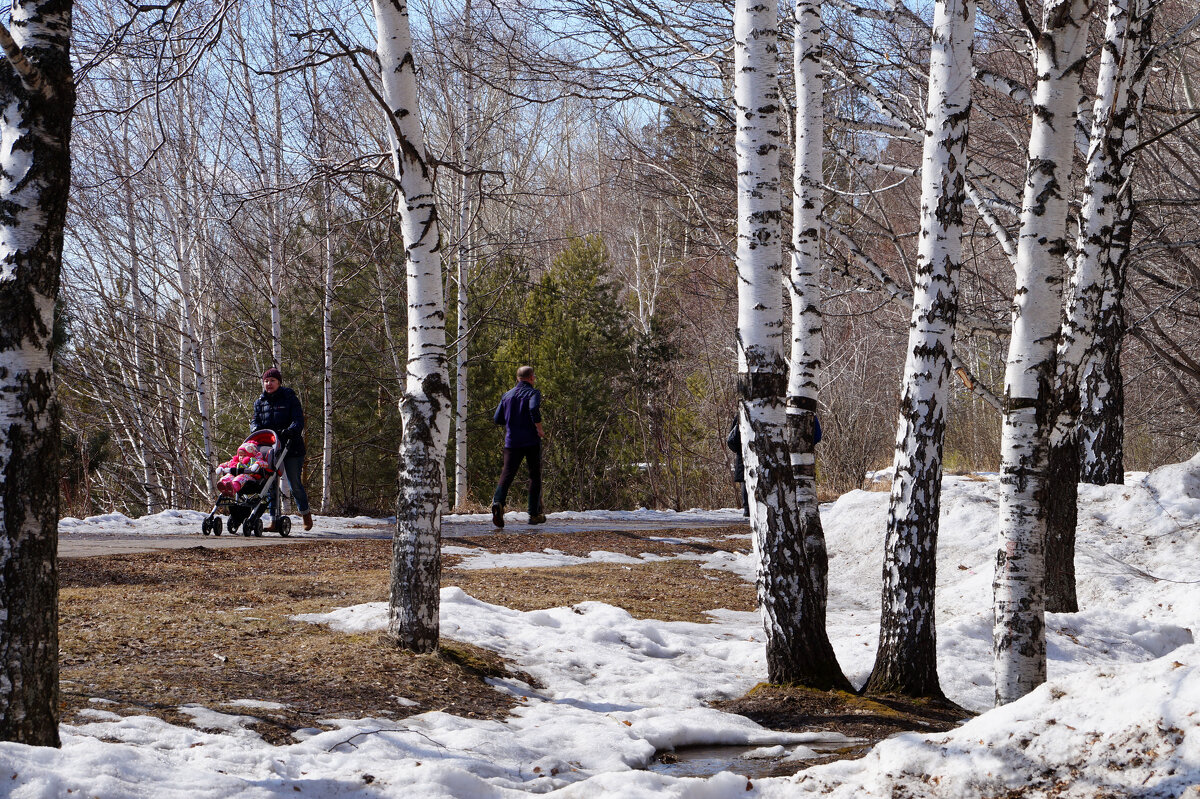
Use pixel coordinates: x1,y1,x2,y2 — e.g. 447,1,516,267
9,454,1200,797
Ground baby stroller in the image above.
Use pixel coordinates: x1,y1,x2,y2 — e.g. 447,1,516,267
200,429,293,537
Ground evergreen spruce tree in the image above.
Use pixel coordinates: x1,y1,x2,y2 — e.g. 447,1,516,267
496,236,633,510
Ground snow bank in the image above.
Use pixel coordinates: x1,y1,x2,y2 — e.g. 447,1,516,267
774,644,1200,798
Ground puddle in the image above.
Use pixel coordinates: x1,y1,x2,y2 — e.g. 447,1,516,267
648,738,867,779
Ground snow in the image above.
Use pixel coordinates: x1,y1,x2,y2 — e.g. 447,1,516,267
8,454,1200,796
449,508,746,524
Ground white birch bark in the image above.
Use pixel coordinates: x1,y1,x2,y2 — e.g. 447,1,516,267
374,0,452,653
321,170,334,513
994,0,1091,706
234,12,283,368
454,208,470,510
866,0,976,699
735,0,848,689
269,9,284,367
454,0,476,510
1045,0,1154,609
0,0,73,746
788,0,828,612
1046,0,1145,606
120,111,160,514
1056,0,1135,428
1077,0,1154,485
169,91,216,495
309,65,335,514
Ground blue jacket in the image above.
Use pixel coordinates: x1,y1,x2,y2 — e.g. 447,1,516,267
494,382,542,448
252,385,306,458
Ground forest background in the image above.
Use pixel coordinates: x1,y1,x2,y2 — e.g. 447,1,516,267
60,0,1200,520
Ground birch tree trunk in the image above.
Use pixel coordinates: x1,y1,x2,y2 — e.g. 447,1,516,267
0,0,74,747
864,0,976,700
321,168,334,512
269,8,284,367
735,0,848,690
1045,0,1152,612
787,0,828,619
121,112,160,514
234,10,283,368
169,144,216,495
453,0,476,510
1076,327,1124,484
454,198,470,509
374,0,452,653
1076,0,1154,488
994,0,1091,706
311,65,335,513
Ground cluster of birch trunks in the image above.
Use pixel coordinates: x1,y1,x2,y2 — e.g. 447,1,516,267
732,0,1181,707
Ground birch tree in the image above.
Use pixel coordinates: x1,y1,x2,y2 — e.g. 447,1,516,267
374,0,452,653
0,0,75,746
863,0,976,700
302,51,338,513
787,0,828,618
734,0,848,689
453,0,477,510
994,0,1091,706
1045,0,1154,613
1074,0,1160,486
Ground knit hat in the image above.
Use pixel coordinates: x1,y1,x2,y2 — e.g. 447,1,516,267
262,367,283,382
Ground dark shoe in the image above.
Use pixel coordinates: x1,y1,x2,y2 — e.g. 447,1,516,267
528,513,547,525
263,519,279,533
302,513,313,531
491,504,505,528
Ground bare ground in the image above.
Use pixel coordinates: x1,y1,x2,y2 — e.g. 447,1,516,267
59,526,965,761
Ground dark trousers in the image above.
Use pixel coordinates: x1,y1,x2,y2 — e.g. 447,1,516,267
270,454,310,518
492,443,542,514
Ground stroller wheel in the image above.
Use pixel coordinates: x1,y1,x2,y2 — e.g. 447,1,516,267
213,517,223,536
201,518,213,536
252,517,264,537
278,516,291,537
243,518,253,537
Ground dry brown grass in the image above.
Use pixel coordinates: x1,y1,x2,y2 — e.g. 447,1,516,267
449,560,754,623
59,527,754,743
449,497,492,514
60,542,522,743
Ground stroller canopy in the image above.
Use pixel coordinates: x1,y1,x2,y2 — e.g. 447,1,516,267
246,429,280,448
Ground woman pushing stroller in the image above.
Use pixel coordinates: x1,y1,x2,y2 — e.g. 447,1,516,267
252,367,313,532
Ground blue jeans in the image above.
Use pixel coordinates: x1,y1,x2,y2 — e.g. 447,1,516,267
271,455,309,518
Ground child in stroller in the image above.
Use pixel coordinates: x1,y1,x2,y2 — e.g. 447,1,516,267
201,429,294,537
216,442,270,496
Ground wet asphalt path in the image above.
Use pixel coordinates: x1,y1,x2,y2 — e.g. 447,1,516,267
58,516,749,559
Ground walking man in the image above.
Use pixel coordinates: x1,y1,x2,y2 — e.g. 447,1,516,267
491,365,545,528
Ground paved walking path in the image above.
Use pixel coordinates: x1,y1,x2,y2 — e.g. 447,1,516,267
58,515,749,559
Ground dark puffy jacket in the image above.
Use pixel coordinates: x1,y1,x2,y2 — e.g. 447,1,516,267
726,417,745,483
251,385,306,458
